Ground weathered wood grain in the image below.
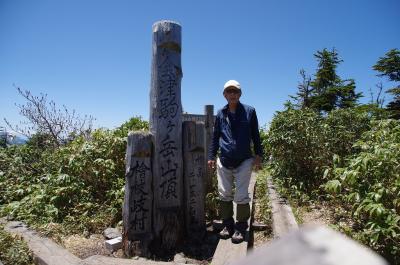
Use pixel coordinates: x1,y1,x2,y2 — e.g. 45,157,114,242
204,105,214,194
267,178,298,238
149,20,183,250
183,121,206,240
123,131,153,257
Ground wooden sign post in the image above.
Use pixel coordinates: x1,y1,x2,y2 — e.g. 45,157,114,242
123,132,153,257
204,105,214,194
150,20,183,250
183,121,206,241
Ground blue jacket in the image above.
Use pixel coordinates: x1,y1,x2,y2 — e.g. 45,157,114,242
209,102,263,168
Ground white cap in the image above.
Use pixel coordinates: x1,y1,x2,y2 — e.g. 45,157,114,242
223,80,241,92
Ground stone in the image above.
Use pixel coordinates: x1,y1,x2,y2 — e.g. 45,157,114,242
173,253,187,264
103,228,121,240
104,237,122,251
4,221,81,265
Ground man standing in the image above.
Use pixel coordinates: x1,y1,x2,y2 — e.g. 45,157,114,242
208,80,263,243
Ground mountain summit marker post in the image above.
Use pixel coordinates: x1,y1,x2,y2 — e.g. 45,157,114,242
150,20,184,251
123,20,207,257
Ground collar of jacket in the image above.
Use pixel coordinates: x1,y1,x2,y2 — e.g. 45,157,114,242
222,101,244,116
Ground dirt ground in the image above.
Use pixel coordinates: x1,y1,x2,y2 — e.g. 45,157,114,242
61,234,121,259
299,202,336,226
61,228,218,264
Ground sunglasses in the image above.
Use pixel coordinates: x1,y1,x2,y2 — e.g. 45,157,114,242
225,89,240,94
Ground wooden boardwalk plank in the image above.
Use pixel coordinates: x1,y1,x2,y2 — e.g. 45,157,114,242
267,178,298,238
211,172,257,265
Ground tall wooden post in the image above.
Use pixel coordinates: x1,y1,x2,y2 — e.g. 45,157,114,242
204,105,214,194
149,20,183,250
123,132,153,257
183,121,206,241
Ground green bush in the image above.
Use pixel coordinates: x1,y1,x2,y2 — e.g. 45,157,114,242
266,107,399,262
0,116,148,235
0,225,34,265
266,108,370,197
325,119,400,262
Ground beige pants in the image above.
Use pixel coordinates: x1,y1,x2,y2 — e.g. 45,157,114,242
217,157,254,204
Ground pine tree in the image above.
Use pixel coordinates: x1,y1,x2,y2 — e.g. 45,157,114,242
293,48,361,112
290,69,313,109
373,48,400,119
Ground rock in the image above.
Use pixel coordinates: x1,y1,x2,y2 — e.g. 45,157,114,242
112,249,124,258
105,237,122,251
103,228,121,239
174,252,187,264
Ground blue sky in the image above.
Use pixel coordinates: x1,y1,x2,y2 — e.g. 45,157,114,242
1,0,399,131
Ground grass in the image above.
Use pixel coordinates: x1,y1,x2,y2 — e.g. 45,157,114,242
0,224,34,265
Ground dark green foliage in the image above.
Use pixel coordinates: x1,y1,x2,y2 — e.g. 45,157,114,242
266,108,370,194
290,69,313,109
312,48,342,93
0,127,6,148
373,49,400,119
0,116,149,236
325,119,400,263
373,49,400,82
266,106,399,262
0,225,34,265
386,95,400,119
291,48,362,112
113,116,149,138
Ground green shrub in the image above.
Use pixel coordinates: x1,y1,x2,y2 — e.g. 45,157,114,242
0,225,34,265
266,108,370,197
0,116,149,236
325,119,400,262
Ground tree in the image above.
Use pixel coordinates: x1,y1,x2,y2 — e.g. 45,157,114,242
309,48,362,112
0,126,7,148
4,87,95,147
369,82,385,108
290,69,313,109
373,48,400,119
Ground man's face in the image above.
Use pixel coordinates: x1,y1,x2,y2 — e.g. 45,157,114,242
223,87,241,104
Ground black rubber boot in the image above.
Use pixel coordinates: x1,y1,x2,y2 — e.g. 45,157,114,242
231,221,248,244
219,217,234,239
236,203,250,222
219,200,233,220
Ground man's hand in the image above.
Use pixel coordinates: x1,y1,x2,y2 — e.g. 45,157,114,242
208,160,216,169
253,155,262,171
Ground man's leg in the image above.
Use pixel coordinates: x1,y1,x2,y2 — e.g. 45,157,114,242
232,157,253,243
216,158,234,239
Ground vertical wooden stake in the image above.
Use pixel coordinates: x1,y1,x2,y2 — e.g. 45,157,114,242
183,121,206,241
123,131,153,257
149,20,183,250
204,105,214,194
